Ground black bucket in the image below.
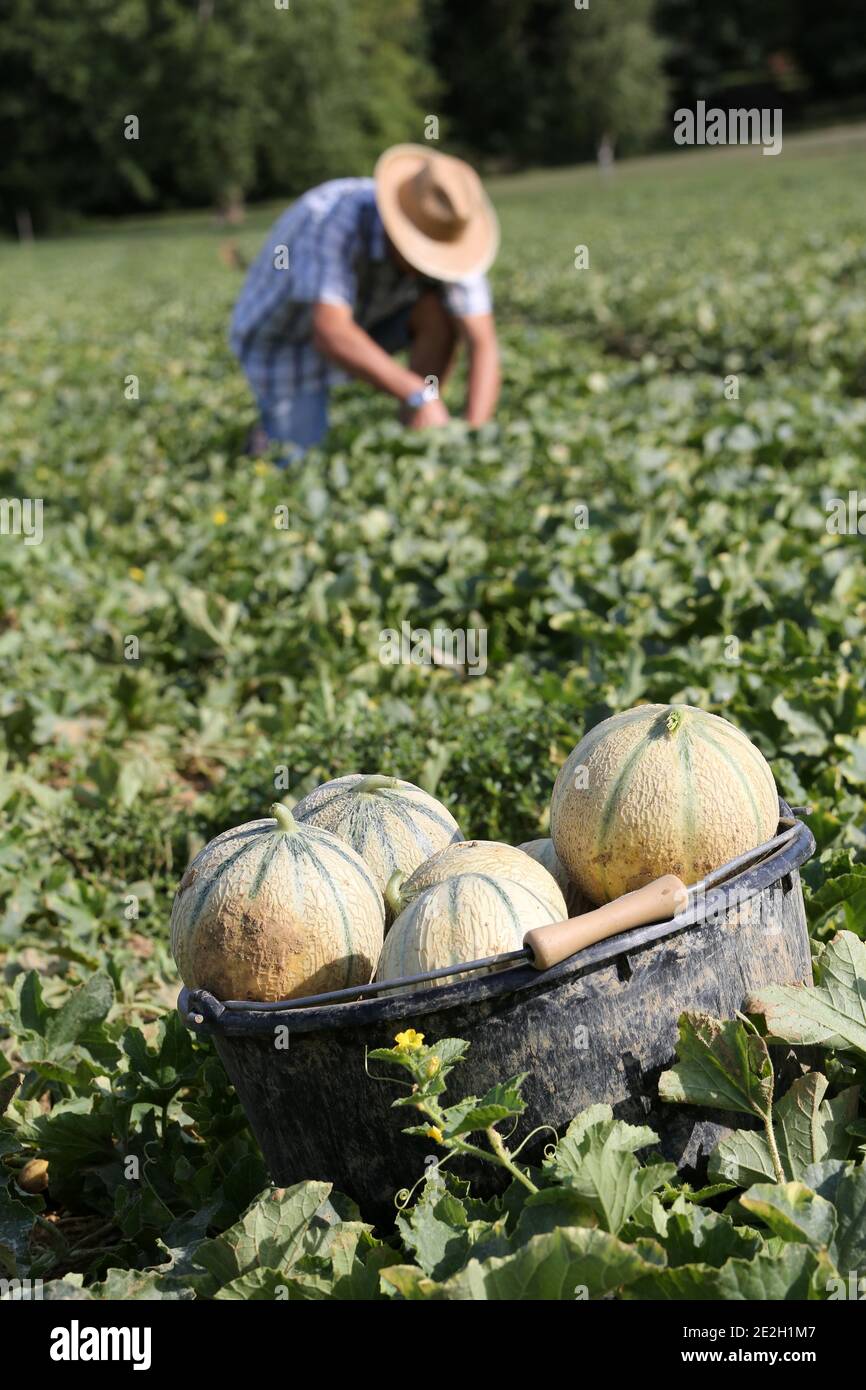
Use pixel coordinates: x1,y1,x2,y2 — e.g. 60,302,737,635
180,807,815,1224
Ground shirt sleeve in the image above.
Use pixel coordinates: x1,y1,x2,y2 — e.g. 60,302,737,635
442,274,492,318
309,197,363,308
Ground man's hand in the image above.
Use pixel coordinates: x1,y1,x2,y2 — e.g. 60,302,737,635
406,397,450,430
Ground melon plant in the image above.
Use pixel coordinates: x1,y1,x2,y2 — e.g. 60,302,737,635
376,872,561,992
550,703,779,905
517,838,591,917
170,803,385,1002
293,773,461,918
387,838,567,922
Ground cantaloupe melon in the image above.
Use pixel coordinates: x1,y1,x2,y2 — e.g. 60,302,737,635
517,838,592,917
550,703,778,905
170,803,384,1002
376,872,560,992
292,774,461,919
387,838,567,922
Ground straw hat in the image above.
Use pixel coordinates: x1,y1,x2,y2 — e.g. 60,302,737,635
374,144,499,282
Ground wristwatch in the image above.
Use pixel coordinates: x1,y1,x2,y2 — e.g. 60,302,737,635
404,381,439,410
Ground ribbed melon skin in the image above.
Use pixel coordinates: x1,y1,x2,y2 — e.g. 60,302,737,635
395,839,567,921
376,872,560,993
170,813,384,1002
293,774,461,918
550,703,779,905
517,838,592,917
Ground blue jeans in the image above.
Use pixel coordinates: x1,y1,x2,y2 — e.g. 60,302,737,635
259,392,330,466
255,304,415,465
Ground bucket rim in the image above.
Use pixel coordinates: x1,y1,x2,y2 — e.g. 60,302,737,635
179,803,815,1038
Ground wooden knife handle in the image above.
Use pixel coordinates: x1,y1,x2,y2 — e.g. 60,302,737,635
522,874,689,971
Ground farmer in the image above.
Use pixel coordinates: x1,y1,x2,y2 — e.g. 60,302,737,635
229,145,500,461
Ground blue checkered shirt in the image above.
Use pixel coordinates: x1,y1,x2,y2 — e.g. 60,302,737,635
229,178,492,400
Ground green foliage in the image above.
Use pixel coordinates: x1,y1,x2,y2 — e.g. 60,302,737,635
660,934,865,1189
1,138,866,1299
4,0,866,232
5,996,858,1301
544,1107,674,1234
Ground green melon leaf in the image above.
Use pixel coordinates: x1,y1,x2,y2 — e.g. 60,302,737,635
120,1013,199,1106
740,1181,837,1249
709,1077,859,1186
25,1104,117,1175
214,1267,324,1300
44,973,114,1049
546,1108,674,1235
383,1227,666,1300
513,1186,599,1243
644,1198,762,1268
191,1181,338,1294
29,1279,96,1301
748,931,866,1056
87,1268,195,1300
658,1013,774,1117
771,695,830,756
623,1243,826,1301
15,971,50,1037
826,1165,866,1278
396,1190,508,1280
442,1076,527,1138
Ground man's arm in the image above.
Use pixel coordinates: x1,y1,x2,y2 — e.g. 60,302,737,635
312,301,448,425
457,313,500,426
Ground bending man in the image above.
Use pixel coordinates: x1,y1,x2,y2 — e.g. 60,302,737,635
230,145,501,461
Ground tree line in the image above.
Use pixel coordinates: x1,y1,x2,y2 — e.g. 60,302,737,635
2,0,864,235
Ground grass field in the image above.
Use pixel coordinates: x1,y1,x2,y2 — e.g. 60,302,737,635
1,129,865,1299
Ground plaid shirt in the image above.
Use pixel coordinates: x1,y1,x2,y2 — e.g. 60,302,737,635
229,178,492,399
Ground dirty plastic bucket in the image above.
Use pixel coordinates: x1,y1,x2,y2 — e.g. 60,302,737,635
179,804,815,1224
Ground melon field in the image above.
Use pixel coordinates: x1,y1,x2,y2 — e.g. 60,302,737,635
1,130,866,1302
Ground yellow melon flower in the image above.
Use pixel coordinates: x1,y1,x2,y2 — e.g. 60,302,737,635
128,566,145,582
425,1126,444,1144
212,508,228,526
253,460,271,477
394,1029,424,1052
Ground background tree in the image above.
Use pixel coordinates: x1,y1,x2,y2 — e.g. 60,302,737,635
255,0,435,198
2,0,866,235
423,0,539,162
0,0,434,235
547,0,670,168
788,0,866,113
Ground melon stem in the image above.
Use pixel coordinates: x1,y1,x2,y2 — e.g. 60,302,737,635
355,774,400,794
271,802,297,834
485,1127,539,1193
385,869,405,918
665,707,686,735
